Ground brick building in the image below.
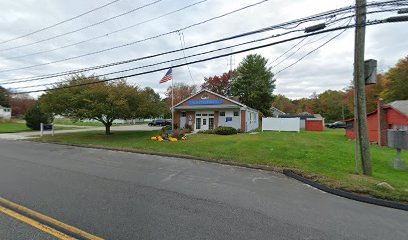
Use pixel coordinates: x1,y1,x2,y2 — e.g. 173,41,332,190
172,89,259,132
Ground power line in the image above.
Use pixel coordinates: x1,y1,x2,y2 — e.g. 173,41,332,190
267,37,308,67
0,2,364,83
0,1,403,84
0,0,121,45
0,0,271,74
15,29,302,89
178,31,196,85
271,31,335,69
0,0,164,52
275,28,349,75
0,28,301,86
6,0,208,60
9,22,388,95
273,17,354,74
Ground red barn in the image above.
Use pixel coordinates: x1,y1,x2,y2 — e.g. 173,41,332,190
344,100,408,146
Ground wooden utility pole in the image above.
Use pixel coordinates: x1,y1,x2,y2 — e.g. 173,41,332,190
354,0,372,175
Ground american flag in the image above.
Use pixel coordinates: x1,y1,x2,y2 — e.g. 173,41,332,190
159,68,173,84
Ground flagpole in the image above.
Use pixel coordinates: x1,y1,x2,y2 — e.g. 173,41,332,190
171,68,174,131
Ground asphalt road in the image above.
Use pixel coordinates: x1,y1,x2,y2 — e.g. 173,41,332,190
0,139,407,239
0,213,57,240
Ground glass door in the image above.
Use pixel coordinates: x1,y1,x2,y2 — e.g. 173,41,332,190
195,118,201,130
209,118,214,130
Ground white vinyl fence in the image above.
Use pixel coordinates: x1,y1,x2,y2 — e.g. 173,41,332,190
262,118,300,132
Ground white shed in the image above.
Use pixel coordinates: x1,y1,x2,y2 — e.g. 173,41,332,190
0,105,12,120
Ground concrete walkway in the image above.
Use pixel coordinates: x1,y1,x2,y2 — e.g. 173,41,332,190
0,124,161,140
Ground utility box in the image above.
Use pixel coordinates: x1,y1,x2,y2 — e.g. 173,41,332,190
387,129,407,149
364,59,377,85
387,129,407,170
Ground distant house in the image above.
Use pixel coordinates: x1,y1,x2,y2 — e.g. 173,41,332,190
344,100,408,146
173,89,259,132
0,105,12,120
271,107,285,117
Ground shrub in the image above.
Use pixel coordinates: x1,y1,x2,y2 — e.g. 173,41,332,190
161,124,178,131
25,104,53,130
237,128,246,133
159,128,188,140
198,130,214,134
171,128,188,139
213,126,238,135
184,124,193,133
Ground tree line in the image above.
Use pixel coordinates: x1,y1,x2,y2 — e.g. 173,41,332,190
1,54,406,132
272,56,408,122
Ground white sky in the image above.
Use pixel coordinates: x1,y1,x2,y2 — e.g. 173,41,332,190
0,0,407,99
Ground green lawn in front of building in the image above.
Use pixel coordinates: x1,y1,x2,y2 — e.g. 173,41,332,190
0,122,31,133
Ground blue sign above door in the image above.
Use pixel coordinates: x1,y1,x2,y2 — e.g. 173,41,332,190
188,100,223,105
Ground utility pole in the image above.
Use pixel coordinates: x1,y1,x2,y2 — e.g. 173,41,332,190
354,0,372,175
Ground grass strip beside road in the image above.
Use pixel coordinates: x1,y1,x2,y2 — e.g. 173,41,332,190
0,122,31,133
35,129,408,203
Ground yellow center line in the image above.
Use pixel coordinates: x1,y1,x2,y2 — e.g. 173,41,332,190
0,196,103,240
0,205,76,240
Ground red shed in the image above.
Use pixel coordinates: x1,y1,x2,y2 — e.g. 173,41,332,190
344,100,408,146
305,119,324,131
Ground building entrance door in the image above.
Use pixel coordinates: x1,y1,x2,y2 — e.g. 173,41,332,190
195,112,214,131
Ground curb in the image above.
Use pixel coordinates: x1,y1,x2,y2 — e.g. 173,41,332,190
283,169,408,211
29,140,408,211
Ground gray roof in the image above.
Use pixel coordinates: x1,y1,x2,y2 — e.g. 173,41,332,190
271,106,285,114
386,100,408,116
277,114,315,120
0,105,10,109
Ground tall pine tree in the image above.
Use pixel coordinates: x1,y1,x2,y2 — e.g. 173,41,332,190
231,54,275,116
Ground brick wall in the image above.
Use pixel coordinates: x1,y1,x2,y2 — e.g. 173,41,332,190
186,111,195,129
173,112,180,128
240,110,246,132
214,111,219,129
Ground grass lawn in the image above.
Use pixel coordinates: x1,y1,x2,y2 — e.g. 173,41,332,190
35,129,408,202
0,122,31,133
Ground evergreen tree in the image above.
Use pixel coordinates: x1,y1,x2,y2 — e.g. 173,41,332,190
231,54,275,116
25,104,53,130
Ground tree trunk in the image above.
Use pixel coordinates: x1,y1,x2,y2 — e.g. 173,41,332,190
104,122,112,135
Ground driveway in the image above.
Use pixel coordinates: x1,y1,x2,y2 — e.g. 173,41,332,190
0,124,161,140
0,139,407,239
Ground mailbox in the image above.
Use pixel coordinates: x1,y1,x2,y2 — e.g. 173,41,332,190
387,129,407,149
40,123,54,137
43,124,53,130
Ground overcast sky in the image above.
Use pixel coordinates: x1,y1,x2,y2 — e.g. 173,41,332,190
0,0,407,99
